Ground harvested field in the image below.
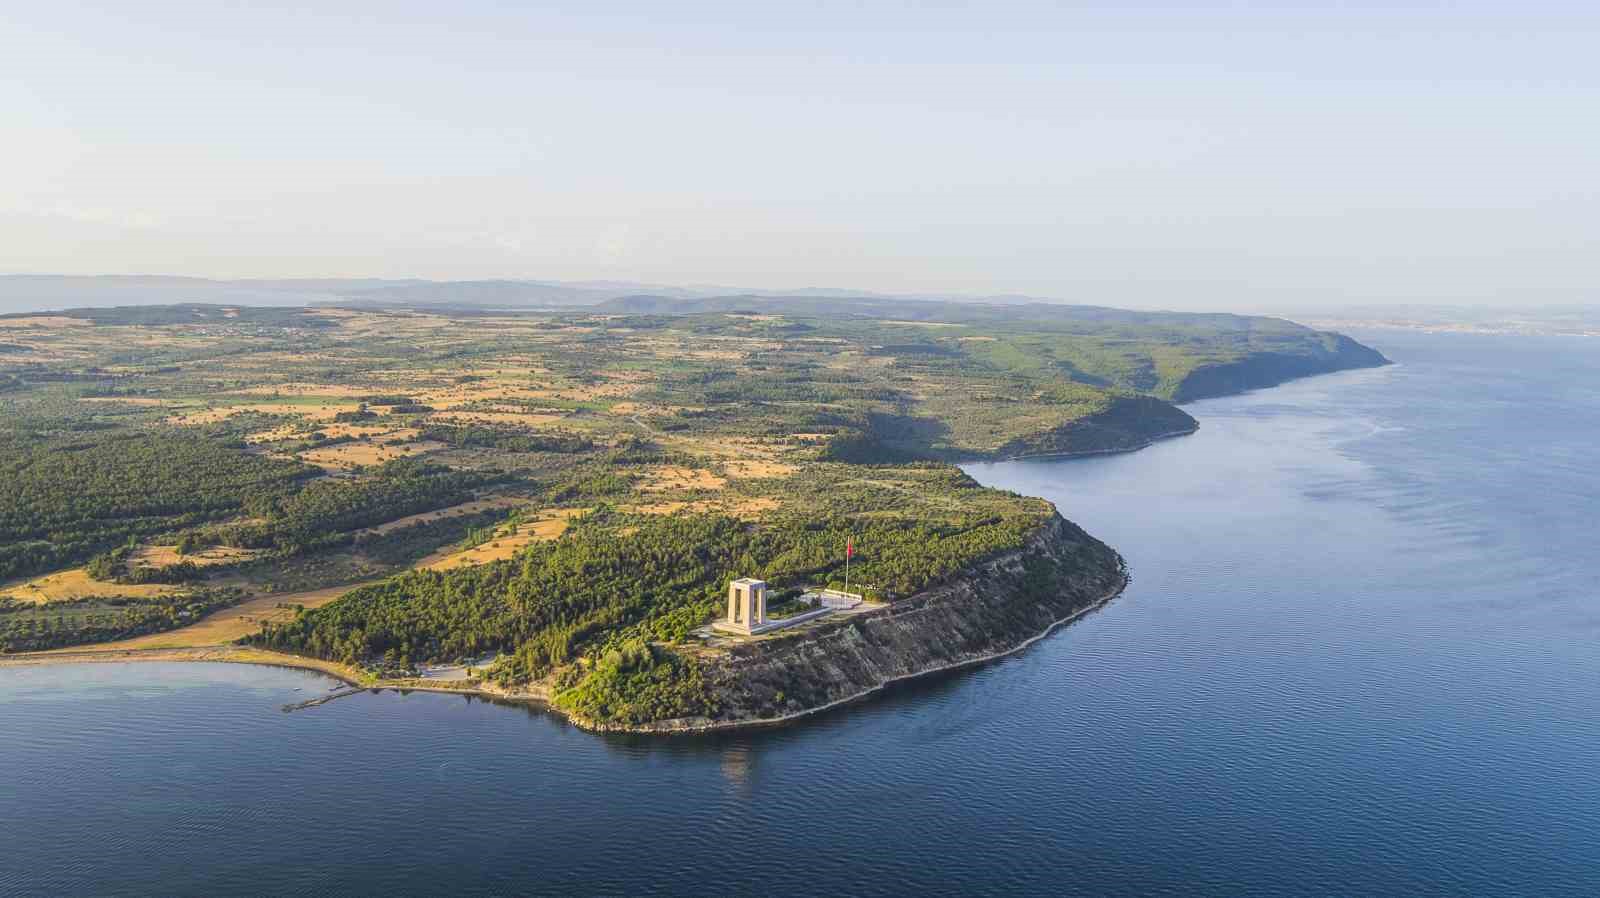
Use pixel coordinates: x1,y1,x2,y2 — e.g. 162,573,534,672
640,466,727,492
623,497,778,518
420,509,583,571
245,424,305,442
1,568,176,604
130,544,261,570
363,495,530,536
300,439,445,470
47,583,364,651
724,460,798,479
0,316,93,329
431,411,568,427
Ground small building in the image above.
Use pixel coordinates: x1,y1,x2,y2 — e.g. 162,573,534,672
811,588,863,610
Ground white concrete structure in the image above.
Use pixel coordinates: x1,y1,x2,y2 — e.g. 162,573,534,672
711,579,878,638
811,588,864,610
713,577,833,636
722,578,768,634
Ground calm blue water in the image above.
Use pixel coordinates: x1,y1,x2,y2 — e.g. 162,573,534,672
5,331,1599,897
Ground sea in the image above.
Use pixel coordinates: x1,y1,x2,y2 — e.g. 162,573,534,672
4,330,1598,896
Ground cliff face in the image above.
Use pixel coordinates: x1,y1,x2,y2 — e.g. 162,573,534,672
1170,334,1390,403
610,512,1124,732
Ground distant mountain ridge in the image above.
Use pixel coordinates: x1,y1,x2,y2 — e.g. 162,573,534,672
1,277,1390,407
0,274,1115,316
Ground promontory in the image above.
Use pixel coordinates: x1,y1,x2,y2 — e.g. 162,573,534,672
0,294,1387,730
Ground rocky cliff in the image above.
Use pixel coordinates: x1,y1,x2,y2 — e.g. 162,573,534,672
601,511,1124,733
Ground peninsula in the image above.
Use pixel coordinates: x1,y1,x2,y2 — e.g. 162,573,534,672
0,295,1387,731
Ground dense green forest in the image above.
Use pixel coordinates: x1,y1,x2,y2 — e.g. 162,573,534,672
248,502,1043,723
210,457,490,552
0,430,315,581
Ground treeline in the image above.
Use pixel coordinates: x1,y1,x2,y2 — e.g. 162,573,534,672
0,431,315,582
420,423,595,454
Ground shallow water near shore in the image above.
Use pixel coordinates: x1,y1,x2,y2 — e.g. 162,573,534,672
5,330,1600,896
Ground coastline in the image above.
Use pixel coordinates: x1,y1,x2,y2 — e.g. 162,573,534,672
0,565,1126,735
0,361,1383,733
0,643,556,705
0,645,371,687
573,562,1128,734
0,642,569,711
990,424,1198,463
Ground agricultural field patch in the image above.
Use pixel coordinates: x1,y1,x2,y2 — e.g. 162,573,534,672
129,544,262,570
2,568,177,604
420,509,584,571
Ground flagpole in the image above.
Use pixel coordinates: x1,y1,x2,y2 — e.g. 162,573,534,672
845,535,851,597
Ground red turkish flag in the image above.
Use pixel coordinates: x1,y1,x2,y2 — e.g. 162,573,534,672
846,536,853,558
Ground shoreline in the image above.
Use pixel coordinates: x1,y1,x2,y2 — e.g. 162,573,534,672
983,425,1199,463
0,645,371,687
0,563,1127,736
576,561,1129,735
0,405,1188,734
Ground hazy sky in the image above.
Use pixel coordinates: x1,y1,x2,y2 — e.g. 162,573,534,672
5,2,1598,309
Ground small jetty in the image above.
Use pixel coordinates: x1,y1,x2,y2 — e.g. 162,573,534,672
281,685,365,712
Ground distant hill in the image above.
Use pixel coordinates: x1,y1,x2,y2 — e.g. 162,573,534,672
0,275,1144,317
1,275,764,315
595,293,1391,402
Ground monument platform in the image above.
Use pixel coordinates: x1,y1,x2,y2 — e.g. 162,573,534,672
711,606,833,636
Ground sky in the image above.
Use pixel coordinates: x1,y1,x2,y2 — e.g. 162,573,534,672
4,1,1598,310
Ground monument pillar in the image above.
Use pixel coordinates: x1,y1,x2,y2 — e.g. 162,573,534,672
726,578,768,633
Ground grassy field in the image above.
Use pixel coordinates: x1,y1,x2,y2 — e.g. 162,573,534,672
2,568,177,604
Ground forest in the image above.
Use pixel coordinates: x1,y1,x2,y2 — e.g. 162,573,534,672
247,500,1044,723
208,457,490,553
0,430,315,582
